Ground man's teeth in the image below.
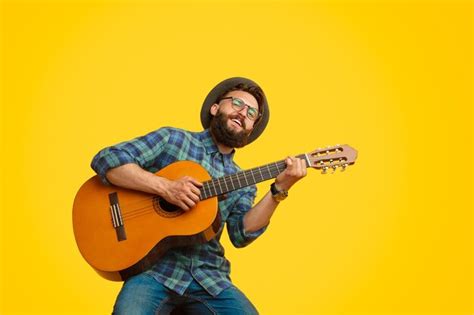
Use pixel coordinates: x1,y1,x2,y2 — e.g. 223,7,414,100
231,119,242,126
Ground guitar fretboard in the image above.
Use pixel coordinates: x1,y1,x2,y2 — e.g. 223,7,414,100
199,154,307,200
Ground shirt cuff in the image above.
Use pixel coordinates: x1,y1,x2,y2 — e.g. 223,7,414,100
235,216,267,247
91,150,136,185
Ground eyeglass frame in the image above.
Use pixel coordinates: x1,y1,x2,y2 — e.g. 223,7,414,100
218,96,261,121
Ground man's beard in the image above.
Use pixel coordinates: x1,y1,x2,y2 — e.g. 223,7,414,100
210,111,251,149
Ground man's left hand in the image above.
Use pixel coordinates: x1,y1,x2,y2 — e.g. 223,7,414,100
274,156,307,191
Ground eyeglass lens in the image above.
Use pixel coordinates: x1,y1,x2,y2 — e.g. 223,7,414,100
231,98,258,120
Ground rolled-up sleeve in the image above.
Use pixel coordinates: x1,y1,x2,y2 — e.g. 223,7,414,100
91,127,171,184
226,186,267,248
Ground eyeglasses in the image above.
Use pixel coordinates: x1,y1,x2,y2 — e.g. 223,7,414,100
219,97,260,121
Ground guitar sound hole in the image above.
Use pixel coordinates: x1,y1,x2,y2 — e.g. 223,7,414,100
153,197,184,217
159,198,180,212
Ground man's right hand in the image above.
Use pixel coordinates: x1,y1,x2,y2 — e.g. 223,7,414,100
159,176,202,211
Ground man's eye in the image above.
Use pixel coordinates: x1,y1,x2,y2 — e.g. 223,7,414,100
233,99,243,106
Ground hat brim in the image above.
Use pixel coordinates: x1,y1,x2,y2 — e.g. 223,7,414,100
200,77,269,145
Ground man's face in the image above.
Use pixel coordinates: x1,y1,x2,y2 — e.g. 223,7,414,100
210,90,259,148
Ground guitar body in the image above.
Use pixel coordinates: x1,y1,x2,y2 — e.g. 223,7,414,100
72,161,219,281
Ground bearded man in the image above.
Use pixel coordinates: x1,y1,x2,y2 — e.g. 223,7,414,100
91,77,307,314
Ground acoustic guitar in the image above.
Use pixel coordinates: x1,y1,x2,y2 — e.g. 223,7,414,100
73,145,357,281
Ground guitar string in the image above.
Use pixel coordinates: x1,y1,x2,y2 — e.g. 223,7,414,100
114,153,321,216
122,206,156,220
120,158,340,222
117,163,287,220
118,157,344,222
112,154,345,222
120,164,349,222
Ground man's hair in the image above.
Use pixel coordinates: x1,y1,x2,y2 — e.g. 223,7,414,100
215,83,265,122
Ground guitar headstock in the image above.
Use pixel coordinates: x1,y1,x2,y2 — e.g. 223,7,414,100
306,145,358,174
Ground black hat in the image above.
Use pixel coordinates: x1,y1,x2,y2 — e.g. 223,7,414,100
200,77,270,144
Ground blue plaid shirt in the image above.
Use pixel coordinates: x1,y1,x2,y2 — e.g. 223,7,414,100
91,127,266,296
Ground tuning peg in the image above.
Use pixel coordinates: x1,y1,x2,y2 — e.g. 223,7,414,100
331,165,338,174
341,164,348,172
321,166,328,174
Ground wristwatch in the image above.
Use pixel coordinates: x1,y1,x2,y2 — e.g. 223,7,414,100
270,182,288,202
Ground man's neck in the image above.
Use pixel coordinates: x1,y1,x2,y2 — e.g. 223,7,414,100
216,142,234,155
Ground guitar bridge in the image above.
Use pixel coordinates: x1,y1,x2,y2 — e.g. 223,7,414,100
109,192,127,242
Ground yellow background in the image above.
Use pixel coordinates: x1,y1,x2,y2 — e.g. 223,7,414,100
1,0,472,314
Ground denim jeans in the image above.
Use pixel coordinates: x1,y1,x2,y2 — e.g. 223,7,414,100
112,272,259,315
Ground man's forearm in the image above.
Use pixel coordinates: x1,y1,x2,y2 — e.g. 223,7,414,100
105,163,167,195
243,192,279,233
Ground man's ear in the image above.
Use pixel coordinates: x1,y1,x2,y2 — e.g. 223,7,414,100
210,103,219,116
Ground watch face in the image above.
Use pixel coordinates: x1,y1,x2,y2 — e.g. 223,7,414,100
271,183,288,201
273,192,287,202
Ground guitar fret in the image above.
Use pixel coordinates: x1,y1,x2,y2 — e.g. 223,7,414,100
275,162,283,175
210,181,218,197
223,176,229,192
205,183,210,199
228,175,235,190
266,164,271,179
200,185,205,200
201,184,208,200
250,169,257,184
216,178,223,195
236,172,242,188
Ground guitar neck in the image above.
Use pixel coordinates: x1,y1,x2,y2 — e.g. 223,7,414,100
200,154,308,200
